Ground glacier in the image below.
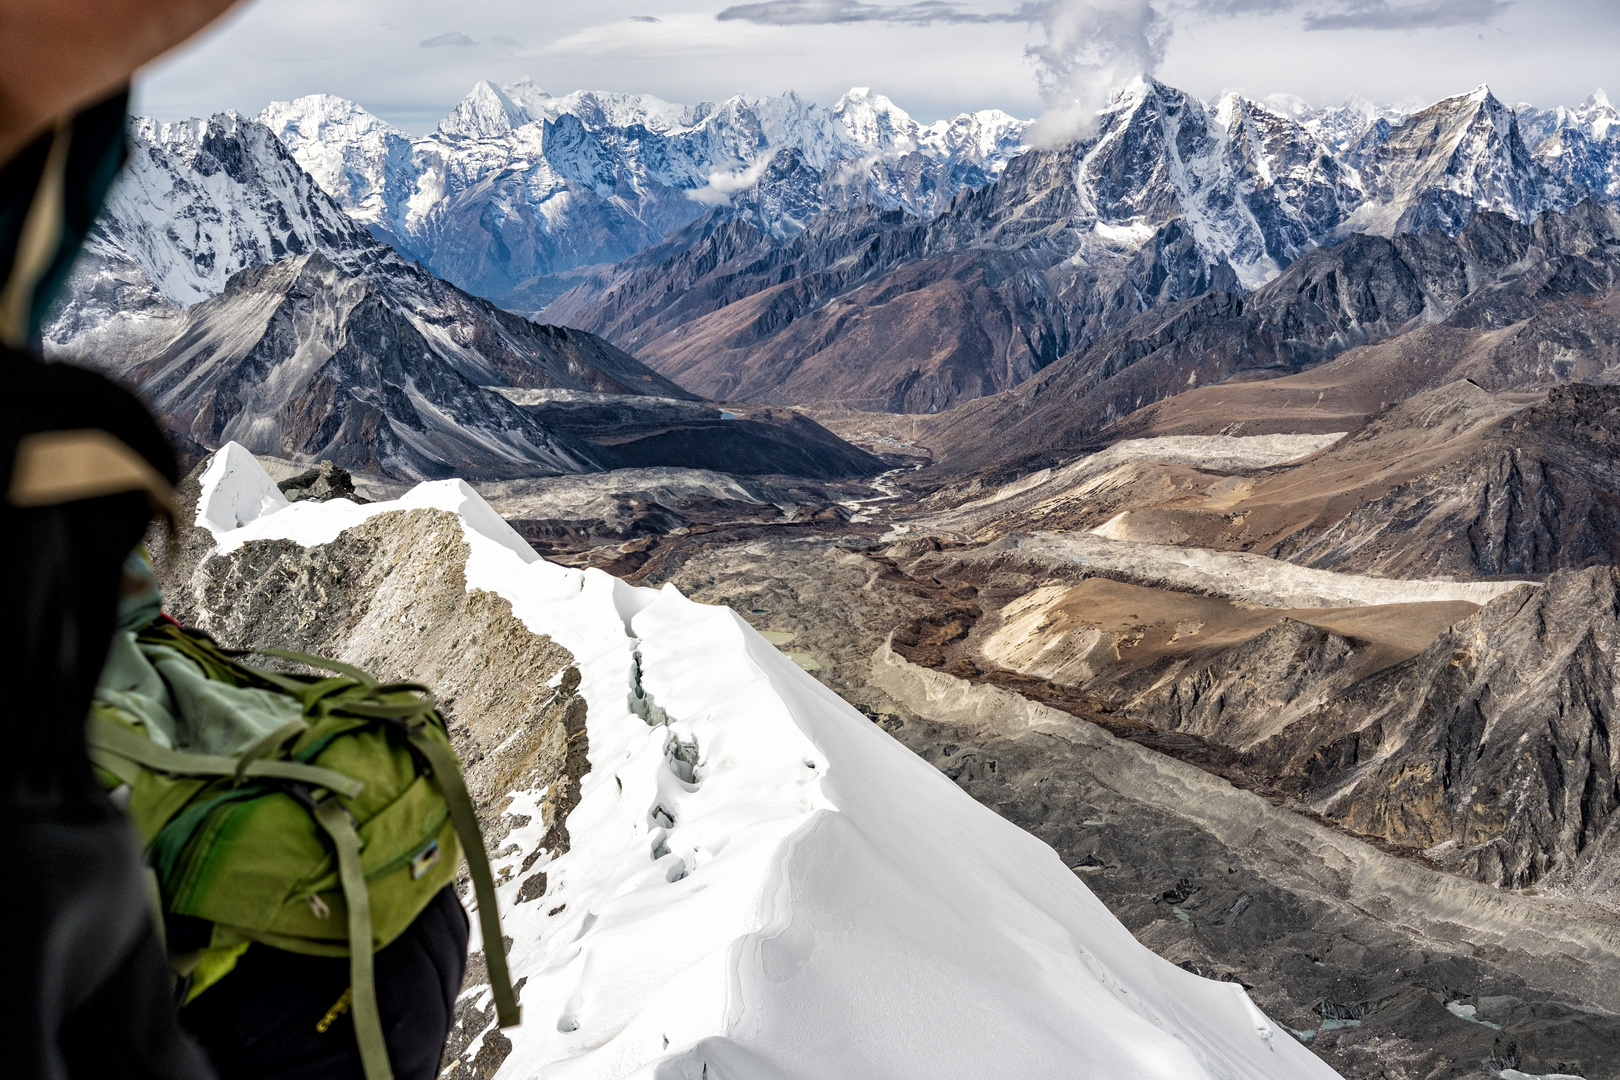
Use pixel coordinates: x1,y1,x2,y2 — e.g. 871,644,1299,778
191,442,1340,1079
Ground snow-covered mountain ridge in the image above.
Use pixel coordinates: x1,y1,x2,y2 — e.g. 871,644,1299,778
256,81,1028,312
254,77,1618,318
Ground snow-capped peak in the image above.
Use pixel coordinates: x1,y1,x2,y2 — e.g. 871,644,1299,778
97,111,382,305
259,94,404,141
439,79,529,139
833,86,921,154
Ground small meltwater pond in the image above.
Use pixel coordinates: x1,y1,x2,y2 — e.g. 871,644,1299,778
757,630,822,670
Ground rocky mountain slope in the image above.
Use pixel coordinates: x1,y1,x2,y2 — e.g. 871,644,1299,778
259,82,1028,312
62,249,880,482
916,199,1620,479
1267,567,1620,894
544,80,1620,417
48,110,885,483
95,253,613,479
930,380,1620,580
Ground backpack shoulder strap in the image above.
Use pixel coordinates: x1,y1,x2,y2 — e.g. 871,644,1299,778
405,728,521,1030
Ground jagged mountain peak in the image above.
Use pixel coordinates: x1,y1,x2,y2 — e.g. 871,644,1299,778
833,86,921,153
1343,79,1565,237
234,82,1032,313
259,93,402,137
439,79,528,139
101,110,383,305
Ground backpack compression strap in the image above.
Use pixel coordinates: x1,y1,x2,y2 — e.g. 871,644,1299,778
310,796,394,1080
86,713,365,798
250,647,523,1031
404,729,522,1029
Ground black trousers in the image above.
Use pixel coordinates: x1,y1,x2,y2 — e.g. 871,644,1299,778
2,810,216,1080
181,886,470,1080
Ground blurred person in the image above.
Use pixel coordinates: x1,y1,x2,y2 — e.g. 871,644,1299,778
1,7,492,1080
1,3,242,1077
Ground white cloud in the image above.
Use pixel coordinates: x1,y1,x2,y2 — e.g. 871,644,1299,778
688,152,778,205
131,0,1619,136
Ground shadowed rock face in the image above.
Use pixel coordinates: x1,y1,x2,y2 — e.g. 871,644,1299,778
548,204,1235,413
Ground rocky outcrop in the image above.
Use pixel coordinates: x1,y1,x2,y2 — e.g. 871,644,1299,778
1262,568,1620,894
278,460,365,503
1281,384,1620,576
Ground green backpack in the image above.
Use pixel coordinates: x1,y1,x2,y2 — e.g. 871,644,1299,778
87,615,520,1080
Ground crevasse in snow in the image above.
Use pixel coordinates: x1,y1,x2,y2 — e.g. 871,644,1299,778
193,442,1340,1080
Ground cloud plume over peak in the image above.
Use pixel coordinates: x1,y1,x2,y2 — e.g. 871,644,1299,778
716,0,1518,147
1022,0,1167,145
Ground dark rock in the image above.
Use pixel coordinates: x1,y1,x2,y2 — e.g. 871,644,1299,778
278,460,367,504
515,871,546,905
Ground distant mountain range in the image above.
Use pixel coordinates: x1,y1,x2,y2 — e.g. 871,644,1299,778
44,108,874,481
46,77,1620,471
258,82,1029,312
548,80,1620,413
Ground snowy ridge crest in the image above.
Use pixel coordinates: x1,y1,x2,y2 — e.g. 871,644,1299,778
192,443,1340,1080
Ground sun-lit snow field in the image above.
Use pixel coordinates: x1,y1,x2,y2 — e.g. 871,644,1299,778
196,443,1338,1079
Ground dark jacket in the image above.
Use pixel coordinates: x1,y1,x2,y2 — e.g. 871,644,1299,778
0,91,215,1079
1,90,470,1080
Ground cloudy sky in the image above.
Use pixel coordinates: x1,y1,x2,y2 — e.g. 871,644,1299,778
134,0,1618,132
